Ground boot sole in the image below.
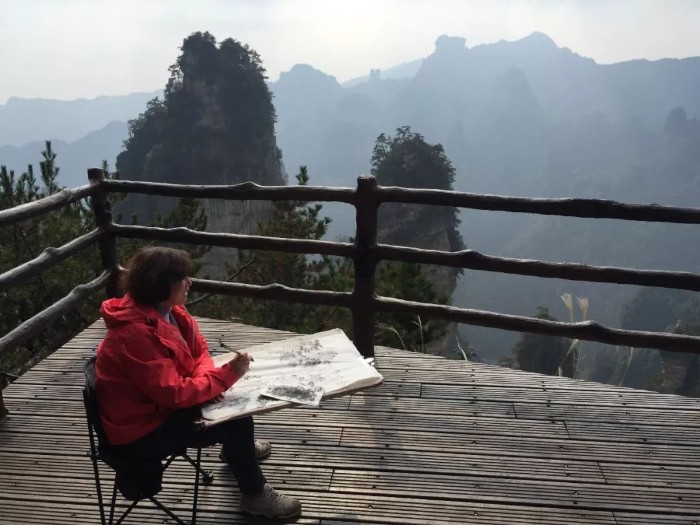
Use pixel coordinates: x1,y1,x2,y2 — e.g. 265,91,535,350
219,448,271,462
241,507,302,519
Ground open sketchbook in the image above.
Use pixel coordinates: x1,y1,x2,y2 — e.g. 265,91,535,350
200,329,383,426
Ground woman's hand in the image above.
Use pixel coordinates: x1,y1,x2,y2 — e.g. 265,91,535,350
228,352,252,378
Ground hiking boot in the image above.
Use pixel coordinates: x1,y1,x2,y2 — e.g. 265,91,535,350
240,483,302,519
219,439,272,462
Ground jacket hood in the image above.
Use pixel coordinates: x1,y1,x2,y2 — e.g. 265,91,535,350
100,295,158,329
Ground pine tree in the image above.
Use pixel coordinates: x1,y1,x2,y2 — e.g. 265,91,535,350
1,145,211,379
190,166,448,352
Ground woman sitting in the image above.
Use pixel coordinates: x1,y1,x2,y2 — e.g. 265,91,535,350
95,246,301,519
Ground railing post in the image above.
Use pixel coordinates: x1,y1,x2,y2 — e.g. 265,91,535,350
352,176,379,358
88,168,120,298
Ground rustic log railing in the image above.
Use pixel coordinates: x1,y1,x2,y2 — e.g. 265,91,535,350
2,167,700,417
0,181,104,416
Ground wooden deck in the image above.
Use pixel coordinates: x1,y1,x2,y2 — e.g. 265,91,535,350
2,318,700,524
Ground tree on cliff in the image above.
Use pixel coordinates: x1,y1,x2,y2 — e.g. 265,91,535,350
118,31,282,187
370,127,464,354
371,126,464,253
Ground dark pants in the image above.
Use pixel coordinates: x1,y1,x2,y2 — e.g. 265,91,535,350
114,410,266,495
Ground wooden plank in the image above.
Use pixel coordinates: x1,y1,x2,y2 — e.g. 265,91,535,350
329,469,700,514
0,475,618,524
600,462,700,489
613,512,700,524
338,427,700,466
513,402,700,428
0,439,608,485
421,383,700,409
0,452,333,491
0,421,342,450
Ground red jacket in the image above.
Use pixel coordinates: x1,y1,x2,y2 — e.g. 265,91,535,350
95,295,238,445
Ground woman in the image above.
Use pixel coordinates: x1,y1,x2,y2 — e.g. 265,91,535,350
95,246,301,519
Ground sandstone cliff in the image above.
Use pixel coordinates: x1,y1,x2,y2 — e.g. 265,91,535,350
378,202,460,357
115,32,285,277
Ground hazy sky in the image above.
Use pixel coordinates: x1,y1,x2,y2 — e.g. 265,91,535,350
2,0,700,103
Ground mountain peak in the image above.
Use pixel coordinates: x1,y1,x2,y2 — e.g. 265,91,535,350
279,64,338,83
434,35,467,54
519,31,557,49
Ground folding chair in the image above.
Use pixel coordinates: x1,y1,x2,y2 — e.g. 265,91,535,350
82,356,214,525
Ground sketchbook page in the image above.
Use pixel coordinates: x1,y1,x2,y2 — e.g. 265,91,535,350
201,329,383,422
260,382,324,406
200,360,290,421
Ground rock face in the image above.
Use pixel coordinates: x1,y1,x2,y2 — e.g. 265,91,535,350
378,202,460,356
199,199,278,278
115,33,285,276
659,352,700,396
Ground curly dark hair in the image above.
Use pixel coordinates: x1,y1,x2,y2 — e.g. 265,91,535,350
122,247,192,305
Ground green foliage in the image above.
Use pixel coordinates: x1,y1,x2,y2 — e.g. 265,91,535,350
372,262,449,351
372,126,455,189
513,307,575,378
1,145,210,379
190,166,448,351
0,142,103,377
194,166,331,331
372,126,464,254
117,31,281,191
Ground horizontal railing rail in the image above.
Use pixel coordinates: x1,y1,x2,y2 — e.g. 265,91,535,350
191,278,353,308
102,179,358,203
376,186,700,224
109,224,355,258
108,225,700,291
100,179,700,224
0,184,97,228
0,270,112,355
376,244,700,291
0,229,103,292
375,296,700,354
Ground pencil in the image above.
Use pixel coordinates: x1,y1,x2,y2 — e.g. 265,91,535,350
219,341,255,362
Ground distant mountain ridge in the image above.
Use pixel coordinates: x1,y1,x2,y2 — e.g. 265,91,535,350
0,91,159,146
269,32,700,196
0,120,129,188
341,57,425,87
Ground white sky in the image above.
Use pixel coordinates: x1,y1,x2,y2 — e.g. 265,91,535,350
1,0,700,103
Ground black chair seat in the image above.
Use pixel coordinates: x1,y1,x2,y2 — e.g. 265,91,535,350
83,356,212,524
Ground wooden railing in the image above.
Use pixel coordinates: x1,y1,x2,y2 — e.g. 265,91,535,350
2,168,700,416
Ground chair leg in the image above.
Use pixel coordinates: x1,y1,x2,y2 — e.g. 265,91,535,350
191,447,202,525
89,453,107,525
180,450,215,485
113,499,139,525
93,450,208,525
149,497,189,525
108,482,118,525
